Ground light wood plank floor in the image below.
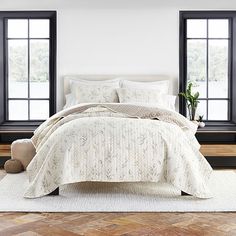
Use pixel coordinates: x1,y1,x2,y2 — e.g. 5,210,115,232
0,169,236,236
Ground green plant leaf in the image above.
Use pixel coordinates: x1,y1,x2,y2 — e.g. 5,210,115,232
194,92,199,99
179,82,200,111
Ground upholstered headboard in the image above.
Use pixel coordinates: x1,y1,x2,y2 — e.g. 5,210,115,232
63,74,177,96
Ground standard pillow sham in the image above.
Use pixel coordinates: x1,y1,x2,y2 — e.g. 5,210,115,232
117,88,176,111
70,79,120,104
120,79,170,94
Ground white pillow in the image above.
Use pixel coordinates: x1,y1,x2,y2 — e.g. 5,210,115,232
120,80,169,94
63,93,77,109
70,79,120,104
69,78,120,87
117,88,176,111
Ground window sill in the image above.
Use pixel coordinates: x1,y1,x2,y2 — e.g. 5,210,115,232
204,121,236,127
197,124,236,133
0,126,37,133
0,121,43,133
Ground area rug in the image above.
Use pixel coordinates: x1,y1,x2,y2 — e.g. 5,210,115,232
0,171,235,212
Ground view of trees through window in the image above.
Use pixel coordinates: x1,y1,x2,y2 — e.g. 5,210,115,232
9,40,49,83
7,19,50,120
187,19,230,121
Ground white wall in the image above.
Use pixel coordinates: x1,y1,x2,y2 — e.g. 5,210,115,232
1,0,236,110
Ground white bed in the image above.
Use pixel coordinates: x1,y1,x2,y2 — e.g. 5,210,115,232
24,75,213,199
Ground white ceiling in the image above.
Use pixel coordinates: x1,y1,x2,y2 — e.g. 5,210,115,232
1,0,236,10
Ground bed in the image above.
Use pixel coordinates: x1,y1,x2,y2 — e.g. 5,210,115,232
24,75,213,199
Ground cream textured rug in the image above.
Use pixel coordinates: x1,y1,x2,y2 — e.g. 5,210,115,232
0,171,235,212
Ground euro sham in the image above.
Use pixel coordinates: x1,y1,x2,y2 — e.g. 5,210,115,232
117,88,176,110
120,79,170,94
69,79,120,104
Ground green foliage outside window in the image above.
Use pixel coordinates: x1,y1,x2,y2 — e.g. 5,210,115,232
9,42,49,82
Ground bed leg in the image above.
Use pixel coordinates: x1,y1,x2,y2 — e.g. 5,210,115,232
181,191,190,196
48,187,59,196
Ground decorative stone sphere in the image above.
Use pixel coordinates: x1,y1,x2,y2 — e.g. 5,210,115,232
199,122,206,128
4,159,24,174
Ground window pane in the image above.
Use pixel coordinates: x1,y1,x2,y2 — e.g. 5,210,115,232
8,40,28,98
29,19,50,38
30,82,49,99
208,19,229,38
8,100,28,120
30,100,49,120
209,40,228,98
208,100,228,120
8,19,28,38
187,19,207,38
187,40,207,98
196,100,207,120
30,40,49,98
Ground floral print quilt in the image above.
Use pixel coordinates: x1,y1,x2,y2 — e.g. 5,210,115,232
25,103,213,198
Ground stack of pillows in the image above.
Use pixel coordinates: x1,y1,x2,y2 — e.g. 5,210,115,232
64,78,176,111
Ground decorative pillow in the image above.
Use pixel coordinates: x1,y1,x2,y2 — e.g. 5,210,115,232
120,80,170,94
69,79,120,104
117,88,176,111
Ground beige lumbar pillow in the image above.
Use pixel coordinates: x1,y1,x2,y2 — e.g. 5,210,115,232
11,139,36,170
4,159,24,173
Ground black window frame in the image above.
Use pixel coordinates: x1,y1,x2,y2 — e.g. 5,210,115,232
179,11,236,127
0,11,56,129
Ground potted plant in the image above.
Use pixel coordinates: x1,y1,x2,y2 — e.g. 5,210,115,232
179,83,200,121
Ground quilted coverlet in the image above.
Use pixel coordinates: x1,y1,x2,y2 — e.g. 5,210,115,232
25,103,213,198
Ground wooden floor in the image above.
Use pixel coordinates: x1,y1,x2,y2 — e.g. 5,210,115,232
1,212,236,236
0,170,236,236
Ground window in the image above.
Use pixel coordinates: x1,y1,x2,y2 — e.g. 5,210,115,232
179,11,236,125
0,11,56,128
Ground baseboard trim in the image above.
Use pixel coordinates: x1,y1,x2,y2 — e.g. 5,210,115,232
1,157,236,169
0,157,10,167
206,156,236,168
